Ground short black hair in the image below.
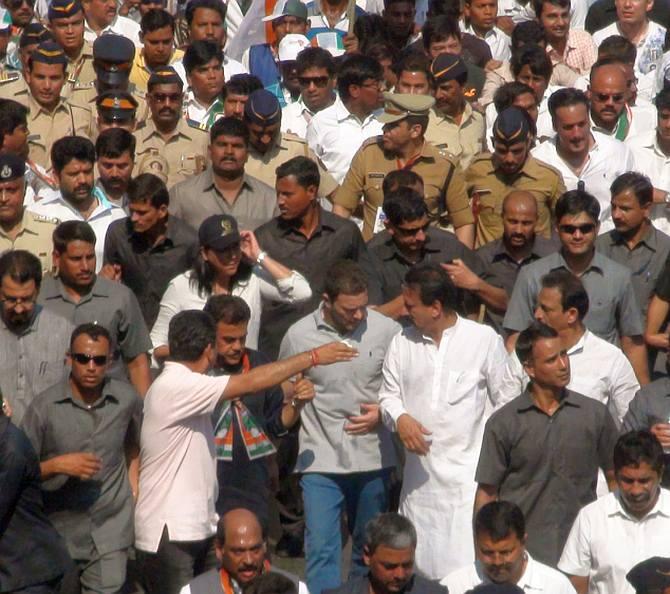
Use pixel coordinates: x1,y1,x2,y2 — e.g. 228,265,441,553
96,127,136,160
548,87,589,119
540,270,589,321
51,136,96,174
296,47,336,77
533,0,570,18
168,310,216,361
421,14,460,49
474,501,526,542
382,169,424,196
555,189,600,224
511,44,553,82
203,294,251,325
404,263,458,311
493,81,537,113
614,430,665,476
337,54,383,101
323,260,368,300
354,14,389,47
383,188,428,225
655,87,670,112
246,573,297,594
222,74,263,98
186,0,226,26
275,156,320,189
53,220,96,253
183,39,222,74
610,171,653,207
515,321,558,365
384,0,415,8
0,249,42,289
393,51,432,82
511,20,545,50
140,8,175,33
127,173,169,208
210,116,249,145
598,35,637,65
69,322,112,351
0,99,28,147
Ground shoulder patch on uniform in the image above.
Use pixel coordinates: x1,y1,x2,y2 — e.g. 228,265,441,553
72,81,95,90
283,132,306,144
32,213,59,224
0,70,20,82
186,118,208,131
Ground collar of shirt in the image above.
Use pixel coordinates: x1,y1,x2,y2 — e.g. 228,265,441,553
515,388,582,412
293,95,314,117
550,249,606,276
490,237,548,264
40,190,117,222
184,88,222,115
432,102,474,127
27,94,69,119
606,224,660,252
461,21,502,41
334,96,382,127
546,29,581,59
411,313,463,345
139,117,196,143
608,487,670,521
201,168,255,195
0,208,34,240
0,303,43,337
126,214,180,248
566,329,590,356
84,15,121,38
276,205,336,238
52,377,119,410
42,274,110,305
517,553,548,592
375,229,440,263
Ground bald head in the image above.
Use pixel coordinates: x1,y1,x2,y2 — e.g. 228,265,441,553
217,508,266,585
590,62,627,90
589,62,627,130
220,508,263,544
502,191,538,249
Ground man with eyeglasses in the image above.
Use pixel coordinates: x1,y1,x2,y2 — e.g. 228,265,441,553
243,89,339,201
0,249,72,426
532,88,635,234
282,46,336,139
47,0,96,98
504,189,650,385
20,322,142,594
134,66,208,188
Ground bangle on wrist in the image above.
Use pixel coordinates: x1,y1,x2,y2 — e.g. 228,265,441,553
310,349,320,367
256,251,267,265
290,398,301,409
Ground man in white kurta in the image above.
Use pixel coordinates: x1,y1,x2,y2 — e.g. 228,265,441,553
378,263,508,579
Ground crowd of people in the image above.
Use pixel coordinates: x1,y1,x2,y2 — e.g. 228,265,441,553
2,0,670,591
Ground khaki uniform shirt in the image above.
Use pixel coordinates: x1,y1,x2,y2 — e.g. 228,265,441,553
0,209,57,273
465,153,566,247
12,92,93,170
0,70,24,93
425,103,485,171
246,133,339,198
334,136,473,241
61,41,96,99
68,83,148,131
134,117,209,189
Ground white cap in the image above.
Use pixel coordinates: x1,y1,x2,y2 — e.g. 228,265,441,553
278,34,310,62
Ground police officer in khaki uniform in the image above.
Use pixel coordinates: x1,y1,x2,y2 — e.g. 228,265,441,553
426,53,485,171
68,34,147,121
48,0,96,99
134,66,208,188
0,153,57,273
15,40,93,170
333,92,475,247
242,89,339,199
96,90,138,133
465,106,565,247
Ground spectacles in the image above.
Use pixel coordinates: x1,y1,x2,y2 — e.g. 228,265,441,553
361,80,385,91
71,353,108,366
1,295,36,306
298,76,330,88
559,223,596,235
151,92,182,103
592,92,625,103
6,0,34,8
395,222,430,237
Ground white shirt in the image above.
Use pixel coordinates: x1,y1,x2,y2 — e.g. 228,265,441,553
627,129,670,235
461,22,512,62
183,88,223,128
498,330,639,427
134,362,229,552
282,97,318,139
558,489,670,594
306,96,383,183
150,268,312,353
531,131,635,232
442,554,577,594
593,21,665,103
173,55,248,88
27,190,125,271
378,316,508,578
84,15,142,47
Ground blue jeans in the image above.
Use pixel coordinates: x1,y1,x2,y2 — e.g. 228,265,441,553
301,469,390,594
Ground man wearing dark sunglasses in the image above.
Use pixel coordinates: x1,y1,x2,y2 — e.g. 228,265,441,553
5,0,35,29
504,189,650,385
20,322,143,594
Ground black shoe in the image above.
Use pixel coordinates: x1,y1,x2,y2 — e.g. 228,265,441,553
275,533,304,558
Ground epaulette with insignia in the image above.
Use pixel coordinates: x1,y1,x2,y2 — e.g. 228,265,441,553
0,70,20,82
186,118,208,131
32,213,59,224
72,81,95,90
283,132,306,144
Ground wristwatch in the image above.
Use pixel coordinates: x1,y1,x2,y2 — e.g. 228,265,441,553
256,251,267,265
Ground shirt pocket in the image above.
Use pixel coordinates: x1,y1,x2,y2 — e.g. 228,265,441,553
177,153,206,177
446,370,480,406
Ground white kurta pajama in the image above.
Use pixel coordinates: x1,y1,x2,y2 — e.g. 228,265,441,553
379,316,508,579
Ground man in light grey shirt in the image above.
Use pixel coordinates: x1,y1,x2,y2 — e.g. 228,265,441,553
0,250,72,425
279,260,399,594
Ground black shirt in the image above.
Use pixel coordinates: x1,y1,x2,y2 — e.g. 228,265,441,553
0,415,71,592
103,216,198,327
255,208,383,359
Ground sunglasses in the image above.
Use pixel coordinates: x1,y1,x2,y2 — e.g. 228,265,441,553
72,353,108,366
298,76,330,88
395,222,430,237
592,92,625,103
559,223,596,235
6,0,34,8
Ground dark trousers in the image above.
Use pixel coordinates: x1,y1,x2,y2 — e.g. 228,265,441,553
11,576,63,594
136,527,217,594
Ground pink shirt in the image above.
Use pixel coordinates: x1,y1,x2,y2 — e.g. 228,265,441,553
134,362,229,552
547,29,597,75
